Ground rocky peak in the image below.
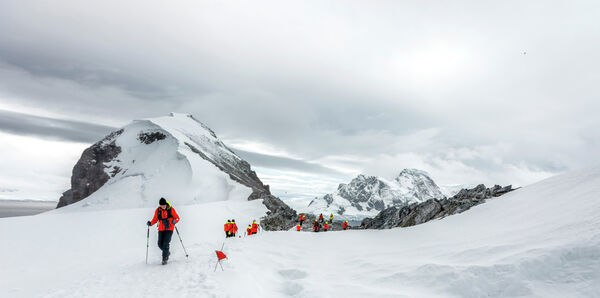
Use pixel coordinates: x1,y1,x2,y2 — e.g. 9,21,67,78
305,169,446,220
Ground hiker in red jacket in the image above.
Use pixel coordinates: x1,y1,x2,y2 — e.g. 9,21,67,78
318,213,324,223
343,220,349,230
324,221,329,231
251,220,258,234
224,220,231,238
147,198,180,265
231,219,238,237
247,224,253,236
296,224,301,231
298,214,305,225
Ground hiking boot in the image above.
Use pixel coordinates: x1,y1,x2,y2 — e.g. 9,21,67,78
162,259,168,265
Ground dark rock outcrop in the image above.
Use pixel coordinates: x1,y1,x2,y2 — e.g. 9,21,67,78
138,131,166,144
259,194,298,231
361,184,514,229
56,129,124,208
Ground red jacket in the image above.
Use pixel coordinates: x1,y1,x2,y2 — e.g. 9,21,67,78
224,223,231,232
150,205,180,231
296,225,301,231
324,223,329,230
232,223,238,233
247,227,253,235
343,222,348,229
251,223,258,233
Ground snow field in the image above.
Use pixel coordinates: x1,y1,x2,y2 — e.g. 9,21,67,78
2,167,600,297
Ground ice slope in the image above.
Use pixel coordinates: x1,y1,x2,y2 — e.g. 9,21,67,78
60,113,252,211
1,167,599,297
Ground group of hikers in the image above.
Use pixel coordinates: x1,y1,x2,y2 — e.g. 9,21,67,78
295,213,350,232
224,219,259,237
146,198,351,265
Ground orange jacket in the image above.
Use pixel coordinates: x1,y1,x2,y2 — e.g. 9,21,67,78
150,206,180,231
251,223,258,233
247,227,252,235
232,223,238,233
324,223,329,230
296,225,301,231
224,223,231,232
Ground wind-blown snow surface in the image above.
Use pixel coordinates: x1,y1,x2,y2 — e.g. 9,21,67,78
2,167,600,297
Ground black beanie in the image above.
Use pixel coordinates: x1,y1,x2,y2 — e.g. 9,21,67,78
159,197,167,205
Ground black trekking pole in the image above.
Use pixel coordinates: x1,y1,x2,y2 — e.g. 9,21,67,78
145,225,150,264
174,226,189,258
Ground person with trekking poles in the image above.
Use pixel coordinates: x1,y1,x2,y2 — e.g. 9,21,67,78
147,198,180,265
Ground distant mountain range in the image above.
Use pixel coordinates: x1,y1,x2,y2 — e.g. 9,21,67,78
304,169,449,220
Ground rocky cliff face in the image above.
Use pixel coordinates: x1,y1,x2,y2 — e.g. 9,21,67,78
56,113,296,230
57,129,123,208
361,184,514,229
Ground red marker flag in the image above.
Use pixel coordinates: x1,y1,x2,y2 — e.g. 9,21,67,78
214,244,227,272
216,250,227,260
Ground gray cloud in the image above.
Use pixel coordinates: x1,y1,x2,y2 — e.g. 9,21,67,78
0,109,115,143
231,148,346,176
0,0,599,198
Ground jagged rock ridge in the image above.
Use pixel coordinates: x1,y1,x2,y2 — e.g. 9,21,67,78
361,184,514,229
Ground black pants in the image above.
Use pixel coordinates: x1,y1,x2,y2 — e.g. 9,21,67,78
157,230,173,260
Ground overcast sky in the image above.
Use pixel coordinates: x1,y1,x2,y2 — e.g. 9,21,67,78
1,0,599,202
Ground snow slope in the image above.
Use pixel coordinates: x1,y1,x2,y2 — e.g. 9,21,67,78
304,169,445,221
2,167,600,297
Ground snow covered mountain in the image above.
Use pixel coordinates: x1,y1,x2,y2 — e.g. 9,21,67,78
55,113,295,228
305,169,445,220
